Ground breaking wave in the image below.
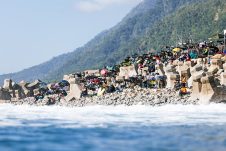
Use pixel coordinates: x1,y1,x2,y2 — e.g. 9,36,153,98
0,103,226,128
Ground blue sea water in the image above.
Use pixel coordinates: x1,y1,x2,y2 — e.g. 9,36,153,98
1,104,226,151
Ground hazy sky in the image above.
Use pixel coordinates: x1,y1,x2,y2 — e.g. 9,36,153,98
0,0,142,74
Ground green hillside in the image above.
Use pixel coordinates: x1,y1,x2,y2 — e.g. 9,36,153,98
0,0,225,84
142,0,226,50
44,0,206,82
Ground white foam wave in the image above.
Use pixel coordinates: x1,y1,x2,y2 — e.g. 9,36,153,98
0,103,226,128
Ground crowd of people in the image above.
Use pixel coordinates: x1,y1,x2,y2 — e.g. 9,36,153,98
34,80,69,102
34,41,225,100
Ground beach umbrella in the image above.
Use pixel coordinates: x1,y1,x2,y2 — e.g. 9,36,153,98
101,69,108,76
172,48,181,52
59,80,70,87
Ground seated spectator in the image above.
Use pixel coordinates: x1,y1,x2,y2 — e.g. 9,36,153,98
179,87,187,96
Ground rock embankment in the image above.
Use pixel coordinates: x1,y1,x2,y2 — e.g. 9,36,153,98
2,53,226,106
10,87,198,107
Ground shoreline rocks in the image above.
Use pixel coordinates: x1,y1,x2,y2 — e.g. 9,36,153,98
2,53,226,107
4,87,199,107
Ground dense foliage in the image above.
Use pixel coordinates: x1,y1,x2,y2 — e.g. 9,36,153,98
142,0,226,50
0,0,225,84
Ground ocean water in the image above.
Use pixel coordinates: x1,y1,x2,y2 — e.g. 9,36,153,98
1,104,226,151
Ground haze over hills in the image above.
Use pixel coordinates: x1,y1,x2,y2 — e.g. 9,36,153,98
0,0,226,84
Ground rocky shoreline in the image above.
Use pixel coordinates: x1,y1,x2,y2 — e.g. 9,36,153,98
8,87,198,107
2,49,226,106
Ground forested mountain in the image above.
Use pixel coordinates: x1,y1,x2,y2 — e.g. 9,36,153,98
142,0,226,49
0,0,225,84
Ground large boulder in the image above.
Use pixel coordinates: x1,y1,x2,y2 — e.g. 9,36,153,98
221,72,226,86
196,58,206,65
188,65,203,88
177,65,191,79
166,73,180,89
221,56,226,62
164,64,176,73
206,59,223,75
27,80,42,89
185,60,196,67
33,88,40,96
172,60,179,66
84,70,100,77
19,81,32,97
66,84,83,100
192,71,205,81
27,80,42,97
63,75,70,81
223,63,226,71
210,59,223,69
212,54,223,59
221,63,226,86
190,65,203,76
65,74,82,84
189,80,202,101
12,83,26,99
116,76,124,82
68,77,81,85
199,76,216,104
0,88,11,101
119,65,137,80
3,79,13,90
208,66,218,75
165,64,179,89
155,63,165,76
14,89,25,99
190,74,226,104
177,61,184,67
